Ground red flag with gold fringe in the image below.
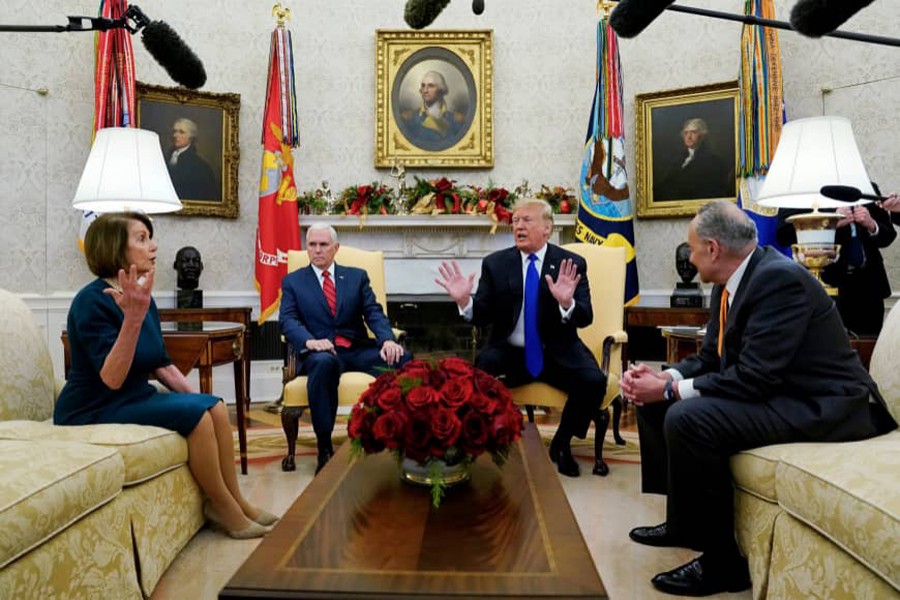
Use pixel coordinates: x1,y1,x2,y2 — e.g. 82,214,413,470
255,24,301,324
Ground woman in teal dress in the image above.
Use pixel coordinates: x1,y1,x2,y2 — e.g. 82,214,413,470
55,212,276,539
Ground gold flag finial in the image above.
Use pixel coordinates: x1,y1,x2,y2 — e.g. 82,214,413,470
272,3,291,26
598,0,615,18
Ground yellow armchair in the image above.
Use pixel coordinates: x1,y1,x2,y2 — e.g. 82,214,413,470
508,243,628,476
280,246,400,472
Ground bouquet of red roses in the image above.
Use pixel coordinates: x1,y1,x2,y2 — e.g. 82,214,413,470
348,357,524,507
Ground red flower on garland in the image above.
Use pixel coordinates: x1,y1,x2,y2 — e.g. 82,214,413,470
340,182,394,215
348,358,524,505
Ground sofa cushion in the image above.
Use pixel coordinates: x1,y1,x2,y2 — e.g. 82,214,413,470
774,430,900,591
0,421,187,485
730,441,833,503
0,289,55,422
0,440,124,569
868,301,900,426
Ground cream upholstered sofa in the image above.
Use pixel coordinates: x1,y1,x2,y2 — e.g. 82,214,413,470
730,302,900,599
0,289,204,599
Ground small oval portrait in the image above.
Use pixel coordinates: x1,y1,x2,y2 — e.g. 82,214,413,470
392,47,477,152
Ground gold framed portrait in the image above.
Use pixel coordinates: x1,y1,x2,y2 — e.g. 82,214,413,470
635,81,739,219
136,82,240,218
375,29,493,169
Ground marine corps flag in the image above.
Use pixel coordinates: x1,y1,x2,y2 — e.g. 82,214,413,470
577,9,639,306
255,23,301,324
737,0,789,254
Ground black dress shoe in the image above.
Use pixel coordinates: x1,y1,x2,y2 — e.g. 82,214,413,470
629,522,696,549
315,449,334,475
651,556,751,597
548,440,580,477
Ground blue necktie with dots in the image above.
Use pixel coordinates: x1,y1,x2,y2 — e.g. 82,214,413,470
525,254,543,377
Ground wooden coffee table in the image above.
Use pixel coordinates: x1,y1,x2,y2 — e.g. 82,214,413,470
220,424,606,599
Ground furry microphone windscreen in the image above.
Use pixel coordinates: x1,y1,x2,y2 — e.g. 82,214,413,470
404,0,451,29
141,20,207,89
790,0,876,37
609,0,677,38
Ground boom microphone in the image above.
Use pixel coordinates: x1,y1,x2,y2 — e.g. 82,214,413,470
404,0,450,29
473,0,485,16
609,0,676,38
790,0,876,38
127,6,206,89
820,185,884,203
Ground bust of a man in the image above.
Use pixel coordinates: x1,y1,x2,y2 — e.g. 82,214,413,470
174,246,204,290
675,241,698,284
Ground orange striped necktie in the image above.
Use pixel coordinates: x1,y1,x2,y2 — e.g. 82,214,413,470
717,288,729,357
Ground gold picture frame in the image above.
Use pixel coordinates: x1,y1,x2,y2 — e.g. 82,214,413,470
635,81,739,219
136,82,240,218
375,29,493,168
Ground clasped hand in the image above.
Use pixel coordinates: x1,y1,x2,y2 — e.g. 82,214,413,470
835,205,875,232
620,362,669,406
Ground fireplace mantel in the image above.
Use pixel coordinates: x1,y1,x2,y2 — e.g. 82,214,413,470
299,214,577,296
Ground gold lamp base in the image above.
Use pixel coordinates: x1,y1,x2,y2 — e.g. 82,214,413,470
787,210,843,296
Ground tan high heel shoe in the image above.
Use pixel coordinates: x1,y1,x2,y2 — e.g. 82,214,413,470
203,501,271,539
252,509,279,527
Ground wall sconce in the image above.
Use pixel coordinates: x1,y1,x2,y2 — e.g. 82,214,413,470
72,127,182,214
757,116,873,294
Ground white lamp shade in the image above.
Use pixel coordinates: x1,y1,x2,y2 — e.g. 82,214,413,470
72,127,182,213
757,116,874,209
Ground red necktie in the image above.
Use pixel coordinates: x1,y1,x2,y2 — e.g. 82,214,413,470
322,271,351,348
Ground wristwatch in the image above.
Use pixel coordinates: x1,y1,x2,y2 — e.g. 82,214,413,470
664,379,676,402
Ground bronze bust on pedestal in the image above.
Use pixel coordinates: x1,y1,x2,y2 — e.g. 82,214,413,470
174,246,204,309
671,241,703,308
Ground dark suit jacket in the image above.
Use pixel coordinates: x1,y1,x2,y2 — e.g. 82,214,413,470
471,244,596,370
279,264,394,354
655,143,733,201
167,145,219,201
673,246,893,441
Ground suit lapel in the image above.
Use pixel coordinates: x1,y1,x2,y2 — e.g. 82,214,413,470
507,248,524,319
333,264,347,320
727,247,765,328
303,267,332,319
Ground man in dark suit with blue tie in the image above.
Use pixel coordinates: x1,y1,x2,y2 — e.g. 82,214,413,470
621,201,895,596
436,198,607,478
280,223,411,473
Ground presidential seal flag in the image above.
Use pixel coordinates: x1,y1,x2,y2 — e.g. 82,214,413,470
737,0,789,254
577,8,639,306
255,19,301,324
80,0,137,250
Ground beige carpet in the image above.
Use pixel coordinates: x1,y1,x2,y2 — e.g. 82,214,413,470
234,407,640,467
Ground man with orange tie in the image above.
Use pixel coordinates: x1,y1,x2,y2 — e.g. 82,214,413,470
280,223,410,474
620,200,895,597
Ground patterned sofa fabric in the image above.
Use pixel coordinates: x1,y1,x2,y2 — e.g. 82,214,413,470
0,420,188,484
774,431,900,592
768,512,899,599
0,440,124,569
0,289,55,423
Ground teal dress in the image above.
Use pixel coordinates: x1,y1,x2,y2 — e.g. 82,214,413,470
54,279,219,436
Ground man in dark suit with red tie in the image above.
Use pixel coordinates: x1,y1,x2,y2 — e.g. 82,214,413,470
280,223,411,473
620,200,895,596
436,198,607,478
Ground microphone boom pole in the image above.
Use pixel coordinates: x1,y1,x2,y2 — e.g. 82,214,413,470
659,3,900,48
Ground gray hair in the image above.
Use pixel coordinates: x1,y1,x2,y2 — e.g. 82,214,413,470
421,70,448,95
307,222,338,243
174,118,198,140
512,197,554,223
682,118,708,136
694,200,756,253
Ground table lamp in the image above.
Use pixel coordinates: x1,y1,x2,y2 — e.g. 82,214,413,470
757,115,874,294
72,127,182,214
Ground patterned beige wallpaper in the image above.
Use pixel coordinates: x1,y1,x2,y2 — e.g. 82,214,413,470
1,0,898,301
